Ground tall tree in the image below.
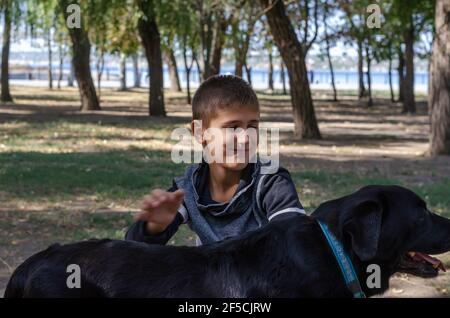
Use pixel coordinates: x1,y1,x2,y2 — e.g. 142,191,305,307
132,53,141,88
267,40,274,92
364,37,374,107
209,5,227,76
339,0,368,100
119,53,127,91
53,16,70,90
102,2,141,93
59,0,100,110
429,0,450,156
159,1,182,93
48,29,55,89
161,0,196,92
280,59,287,95
397,46,405,102
390,0,435,113
194,0,229,80
1,0,14,102
27,1,60,90
195,0,214,81
230,1,259,78
286,0,320,58
164,47,182,92
261,0,321,139
402,8,417,113
322,1,338,102
137,0,165,116
182,32,196,104
88,0,111,98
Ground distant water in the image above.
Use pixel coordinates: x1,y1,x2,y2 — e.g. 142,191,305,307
10,65,429,92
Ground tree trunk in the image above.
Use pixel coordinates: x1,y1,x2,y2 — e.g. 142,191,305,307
244,63,252,86
184,54,192,105
365,43,373,107
261,0,321,139
132,53,141,88
280,60,287,95
198,7,213,81
60,0,100,110
182,37,194,105
403,22,416,113
96,49,105,100
268,49,274,92
388,53,395,103
235,56,244,78
194,56,202,83
47,28,53,90
326,52,337,102
119,52,127,91
57,42,64,89
210,8,227,76
137,0,165,116
165,48,181,92
357,38,366,99
233,22,255,80
324,27,337,102
67,60,74,87
397,47,405,102
1,0,13,102
429,0,450,156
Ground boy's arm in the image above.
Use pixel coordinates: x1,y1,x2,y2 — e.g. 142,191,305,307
125,182,188,245
125,213,184,245
259,167,306,221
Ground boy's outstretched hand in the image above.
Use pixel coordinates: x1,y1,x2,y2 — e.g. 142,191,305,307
134,189,185,235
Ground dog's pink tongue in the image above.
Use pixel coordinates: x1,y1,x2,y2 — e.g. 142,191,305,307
408,252,446,272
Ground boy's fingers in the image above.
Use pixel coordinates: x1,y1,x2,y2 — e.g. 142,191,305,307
141,197,156,210
174,190,185,199
167,190,184,204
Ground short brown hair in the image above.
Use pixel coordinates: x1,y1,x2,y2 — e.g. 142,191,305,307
192,75,259,123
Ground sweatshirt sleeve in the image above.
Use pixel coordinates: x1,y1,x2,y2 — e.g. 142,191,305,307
259,167,306,221
124,181,186,245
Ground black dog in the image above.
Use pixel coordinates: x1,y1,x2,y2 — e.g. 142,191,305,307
5,185,450,298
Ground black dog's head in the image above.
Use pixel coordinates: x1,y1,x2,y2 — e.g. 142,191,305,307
312,185,450,294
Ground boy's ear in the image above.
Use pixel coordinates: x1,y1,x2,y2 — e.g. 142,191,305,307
191,120,204,145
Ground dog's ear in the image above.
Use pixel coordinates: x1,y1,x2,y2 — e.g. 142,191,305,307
342,199,384,261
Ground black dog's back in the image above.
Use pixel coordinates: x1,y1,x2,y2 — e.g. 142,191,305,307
4,240,111,298
5,238,213,298
5,243,62,298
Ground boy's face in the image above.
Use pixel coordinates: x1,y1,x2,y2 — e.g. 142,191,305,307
194,106,260,171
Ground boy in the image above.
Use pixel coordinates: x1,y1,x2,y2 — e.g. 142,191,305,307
125,75,305,246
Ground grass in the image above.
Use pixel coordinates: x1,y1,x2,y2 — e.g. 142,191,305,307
0,87,448,239
0,112,449,240
0,150,186,202
1,148,449,218
292,170,450,216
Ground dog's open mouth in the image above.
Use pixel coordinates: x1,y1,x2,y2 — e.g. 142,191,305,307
397,252,446,278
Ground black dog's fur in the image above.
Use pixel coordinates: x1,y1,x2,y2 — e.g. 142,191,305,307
5,185,450,298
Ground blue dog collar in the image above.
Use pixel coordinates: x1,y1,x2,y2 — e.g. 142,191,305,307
317,220,366,298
